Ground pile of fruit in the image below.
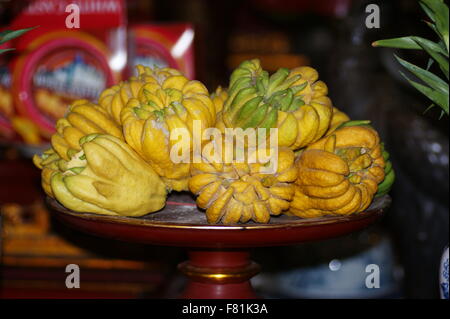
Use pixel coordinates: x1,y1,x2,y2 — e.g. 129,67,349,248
33,59,394,224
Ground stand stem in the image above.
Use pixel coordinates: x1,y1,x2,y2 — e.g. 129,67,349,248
178,249,260,299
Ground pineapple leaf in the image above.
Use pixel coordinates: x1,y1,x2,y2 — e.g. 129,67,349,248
426,58,434,70
413,37,449,79
373,37,424,49
424,19,440,37
395,54,448,94
0,27,37,45
423,103,435,114
400,71,449,114
420,0,449,52
419,1,437,23
374,0,449,117
372,36,448,56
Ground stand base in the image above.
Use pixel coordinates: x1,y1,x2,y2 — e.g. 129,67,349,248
47,196,389,299
178,250,260,299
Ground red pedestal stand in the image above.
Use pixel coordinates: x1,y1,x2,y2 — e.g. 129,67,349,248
178,250,260,298
48,195,389,299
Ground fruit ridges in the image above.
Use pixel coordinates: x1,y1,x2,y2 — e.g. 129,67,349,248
32,62,394,223
290,125,386,218
189,145,297,224
119,66,216,192
219,59,333,150
51,99,123,161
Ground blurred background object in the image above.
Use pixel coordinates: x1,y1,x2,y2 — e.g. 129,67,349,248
128,23,195,79
327,0,448,298
440,246,449,299
0,0,448,299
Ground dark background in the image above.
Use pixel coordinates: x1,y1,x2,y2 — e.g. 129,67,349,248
0,0,448,299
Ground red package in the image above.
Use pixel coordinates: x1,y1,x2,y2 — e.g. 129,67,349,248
0,53,14,139
128,23,195,79
6,0,127,140
0,42,41,145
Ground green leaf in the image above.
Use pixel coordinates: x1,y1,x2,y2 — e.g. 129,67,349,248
400,71,449,115
411,37,448,57
420,0,449,52
373,36,448,57
419,1,436,23
373,37,423,49
395,54,448,94
0,30,11,37
424,19,440,38
423,103,435,114
426,57,434,70
374,1,449,119
438,40,448,54
413,37,449,79
0,48,15,55
0,27,37,45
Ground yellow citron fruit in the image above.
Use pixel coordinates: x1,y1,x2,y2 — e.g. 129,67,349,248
50,99,123,161
49,134,167,217
189,144,297,224
289,125,385,218
326,107,350,135
33,148,62,198
98,65,183,125
211,86,228,115
120,67,216,192
211,86,229,131
279,66,333,149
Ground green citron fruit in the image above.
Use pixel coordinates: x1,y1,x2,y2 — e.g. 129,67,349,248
218,59,333,150
376,143,395,197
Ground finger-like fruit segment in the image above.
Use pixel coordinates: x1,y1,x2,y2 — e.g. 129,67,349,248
290,125,386,217
51,100,123,160
189,146,297,224
120,66,216,191
220,59,333,150
49,135,167,217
